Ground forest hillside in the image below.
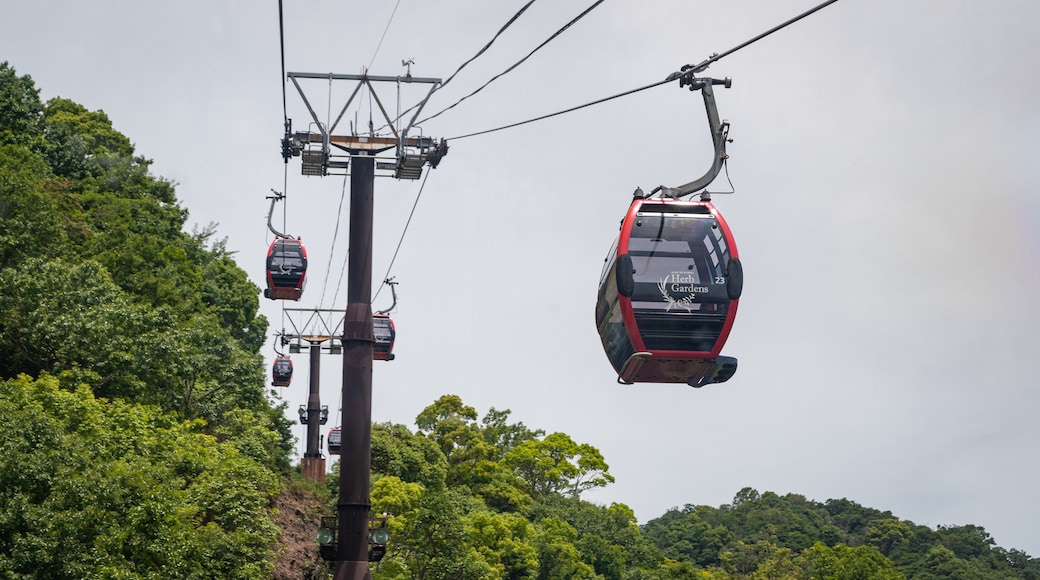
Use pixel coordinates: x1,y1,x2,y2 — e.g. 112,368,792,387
2,62,1038,579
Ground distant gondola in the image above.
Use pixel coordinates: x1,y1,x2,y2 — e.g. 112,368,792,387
271,355,293,387
596,193,742,387
264,238,307,301
373,313,396,361
327,427,341,455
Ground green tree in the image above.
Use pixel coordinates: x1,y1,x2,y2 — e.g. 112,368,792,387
532,517,597,580
0,63,302,577
821,498,891,545
799,542,904,580
866,518,911,558
0,258,275,439
936,524,995,560
657,558,705,579
43,98,133,159
386,489,494,580
0,258,155,385
0,62,43,147
733,487,761,506
465,510,540,579
643,504,733,568
481,407,544,459
534,496,664,577
503,432,614,498
416,395,495,487
719,540,787,577
0,374,280,578
214,407,292,471
0,144,67,268
749,544,801,580
372,421,448,490
372,475,425,520
194,227,267,351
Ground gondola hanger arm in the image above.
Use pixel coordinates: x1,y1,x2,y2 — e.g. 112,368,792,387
376,278,398,315
656,72,733,199
266,189,296,239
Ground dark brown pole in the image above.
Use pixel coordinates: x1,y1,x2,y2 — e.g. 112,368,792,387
300,338,326,483
305,341,322,458
336,154,374,580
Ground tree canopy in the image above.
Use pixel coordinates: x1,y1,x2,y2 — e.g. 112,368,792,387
0,374,280,578
354,397,1040,580
0,61,290,578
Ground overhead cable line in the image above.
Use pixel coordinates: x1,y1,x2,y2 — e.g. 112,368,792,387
318,173,350,310
448,77,669,140
449,0,842,141
276,0,290,203
438,0,537,91
674,0,841,76
373,169,432,305
368,0,403,69
275,1,290,348
417,0,606,126
376,0,539,134
278,0,288,123
330,251,348,311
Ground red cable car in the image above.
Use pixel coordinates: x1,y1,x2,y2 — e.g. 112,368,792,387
373,313,396,361
596,193,742,387
264,238,307,301
327,427,341,455
271,355,293,387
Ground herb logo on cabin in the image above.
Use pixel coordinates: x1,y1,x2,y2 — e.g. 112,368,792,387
658,272,709,312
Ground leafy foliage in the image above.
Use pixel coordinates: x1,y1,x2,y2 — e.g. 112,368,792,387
360,398,1040,579
0,62,43,148
0,62,290,576
643,488,1040,579
0,374,279,578
503,432,615,498
0,62,276,432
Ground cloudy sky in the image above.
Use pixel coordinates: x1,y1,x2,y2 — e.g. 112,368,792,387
5,0,1039,556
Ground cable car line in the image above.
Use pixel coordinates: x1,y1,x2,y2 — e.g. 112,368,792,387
372,169,431,305
415,0,607,126
447,0,842,141
368,0,403,69
439,0,537,91
448,77,670,140
275,0,296,335
278,0,288,124
277,0,300,170
329,240,348,309
317,173,349,311
374,0,539,135
676,0,841,77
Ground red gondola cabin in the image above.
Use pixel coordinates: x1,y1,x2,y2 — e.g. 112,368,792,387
327,427,341,455
271,355,293,387
373,313,396,361
596,195,742,387
264,238,307,301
